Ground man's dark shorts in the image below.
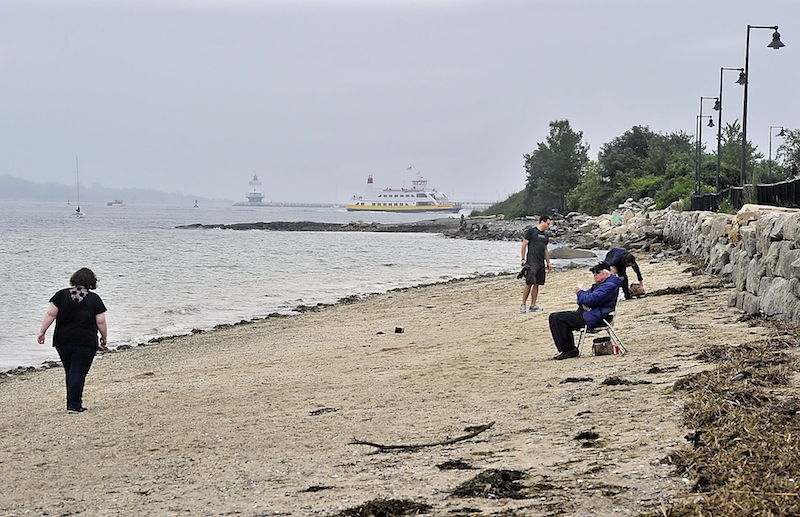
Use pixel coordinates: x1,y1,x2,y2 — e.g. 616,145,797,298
525,266,546,286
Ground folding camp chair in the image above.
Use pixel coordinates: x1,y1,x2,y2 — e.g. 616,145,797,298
576,310,627,356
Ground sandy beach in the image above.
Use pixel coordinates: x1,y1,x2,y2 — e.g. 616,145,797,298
0,257,765,516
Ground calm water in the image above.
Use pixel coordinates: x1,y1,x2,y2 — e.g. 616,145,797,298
2,201,532,371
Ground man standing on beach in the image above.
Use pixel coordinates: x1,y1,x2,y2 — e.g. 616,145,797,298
520,214,553,313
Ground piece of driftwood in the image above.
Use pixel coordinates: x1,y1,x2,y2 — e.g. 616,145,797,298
350,421,495,451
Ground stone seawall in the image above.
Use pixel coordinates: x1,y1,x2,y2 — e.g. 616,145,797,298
661,205,800,325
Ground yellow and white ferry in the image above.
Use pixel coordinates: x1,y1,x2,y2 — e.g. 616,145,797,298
346,174,462,213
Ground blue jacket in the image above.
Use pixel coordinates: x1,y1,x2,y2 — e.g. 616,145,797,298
576,274,623,329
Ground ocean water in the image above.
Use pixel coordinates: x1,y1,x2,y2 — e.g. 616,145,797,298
1,201,514,371
1,201,602,372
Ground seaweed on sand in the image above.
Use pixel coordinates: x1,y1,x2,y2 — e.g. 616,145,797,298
332,498,432,517
653,320,800,517
451,469,528,499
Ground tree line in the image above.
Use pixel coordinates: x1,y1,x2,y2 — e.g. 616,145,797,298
480,119,800,217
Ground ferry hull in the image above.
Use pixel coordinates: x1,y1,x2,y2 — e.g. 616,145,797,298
345,204,462,213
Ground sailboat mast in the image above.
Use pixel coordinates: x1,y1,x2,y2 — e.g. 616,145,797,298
74,156,83,216
76,157,79,207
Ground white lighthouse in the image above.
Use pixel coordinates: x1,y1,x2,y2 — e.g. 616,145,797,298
245,173,265,204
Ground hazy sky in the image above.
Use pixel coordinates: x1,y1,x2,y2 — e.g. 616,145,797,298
1,0,797,203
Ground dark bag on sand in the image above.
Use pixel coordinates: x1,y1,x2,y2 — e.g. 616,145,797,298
592,336,615,356
629,283,645,297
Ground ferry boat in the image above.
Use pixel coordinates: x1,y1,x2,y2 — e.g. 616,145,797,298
233,173,268,206
346,174,462,213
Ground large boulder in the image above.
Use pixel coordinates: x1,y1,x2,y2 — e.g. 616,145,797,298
549,247,597,259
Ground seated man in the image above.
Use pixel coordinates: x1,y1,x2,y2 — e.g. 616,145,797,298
548,262,623,360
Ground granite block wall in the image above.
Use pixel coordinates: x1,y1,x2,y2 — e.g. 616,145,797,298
661,205,800,325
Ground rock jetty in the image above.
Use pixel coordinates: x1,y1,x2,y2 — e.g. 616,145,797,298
444,198,670,253
178,198,672,253
176,218,462,233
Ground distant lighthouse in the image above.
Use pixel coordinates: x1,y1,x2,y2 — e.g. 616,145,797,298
246,173,265,204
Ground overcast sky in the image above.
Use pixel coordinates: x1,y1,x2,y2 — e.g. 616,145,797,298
0,0,797,203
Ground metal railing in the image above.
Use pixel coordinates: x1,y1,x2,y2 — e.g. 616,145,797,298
692,177,800,211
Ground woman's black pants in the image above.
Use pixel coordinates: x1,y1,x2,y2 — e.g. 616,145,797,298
56,345,97,411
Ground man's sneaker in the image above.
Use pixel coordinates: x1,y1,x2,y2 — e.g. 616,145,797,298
529,305,543,312
519,304,527,314
67,407,87,414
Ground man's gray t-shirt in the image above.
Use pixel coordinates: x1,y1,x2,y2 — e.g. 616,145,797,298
524,226,549,269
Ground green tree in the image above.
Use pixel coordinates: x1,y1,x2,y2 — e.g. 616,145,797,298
565,161,612,215
523,119,589,214
716,120,764,188
483,119,780,219
645,131,695,181
597,125,652,194
595,126,695,209
655,176,695,209
776,128,800,177
475,190,527,218
717,122,743,190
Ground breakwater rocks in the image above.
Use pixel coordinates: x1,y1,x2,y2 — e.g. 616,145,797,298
663,204,800,325
445,198,668,252
176,218,462,233
178,198,667,252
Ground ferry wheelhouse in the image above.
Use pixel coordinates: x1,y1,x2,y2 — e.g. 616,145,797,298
346,174,462,213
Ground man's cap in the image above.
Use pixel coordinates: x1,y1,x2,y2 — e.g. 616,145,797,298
589,261,610,274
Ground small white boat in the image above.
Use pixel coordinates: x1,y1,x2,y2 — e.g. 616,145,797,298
107,199,124,207
346,173,462,213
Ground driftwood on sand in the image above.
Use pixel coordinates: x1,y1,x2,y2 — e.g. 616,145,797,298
350,422,495,452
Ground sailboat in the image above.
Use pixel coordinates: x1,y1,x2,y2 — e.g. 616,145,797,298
73,157,85,218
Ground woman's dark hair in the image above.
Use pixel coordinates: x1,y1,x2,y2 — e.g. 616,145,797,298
70,268,98,289
621,253,637,267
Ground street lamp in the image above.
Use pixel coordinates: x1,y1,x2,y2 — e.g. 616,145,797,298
741,25,786,188
696,114,715,196
768,125,786,179
715,67,744,192
696,96,718,196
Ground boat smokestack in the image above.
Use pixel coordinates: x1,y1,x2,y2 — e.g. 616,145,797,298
367,175,373,185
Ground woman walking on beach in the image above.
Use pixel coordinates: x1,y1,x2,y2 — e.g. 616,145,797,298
37,268,108,414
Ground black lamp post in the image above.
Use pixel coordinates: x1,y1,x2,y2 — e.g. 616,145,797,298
695,97,718,196
696,114,715,196
715,67,744,192
741,25,786,189
768,125,786,179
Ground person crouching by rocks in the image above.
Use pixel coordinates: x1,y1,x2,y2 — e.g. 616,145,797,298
604,247,643,299
548,262,622,360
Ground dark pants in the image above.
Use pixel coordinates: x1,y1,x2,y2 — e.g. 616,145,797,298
56,345,97,411
548,310,586,352
617,266,635,299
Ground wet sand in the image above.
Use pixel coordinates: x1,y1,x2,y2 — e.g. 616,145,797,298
0,258,763,516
